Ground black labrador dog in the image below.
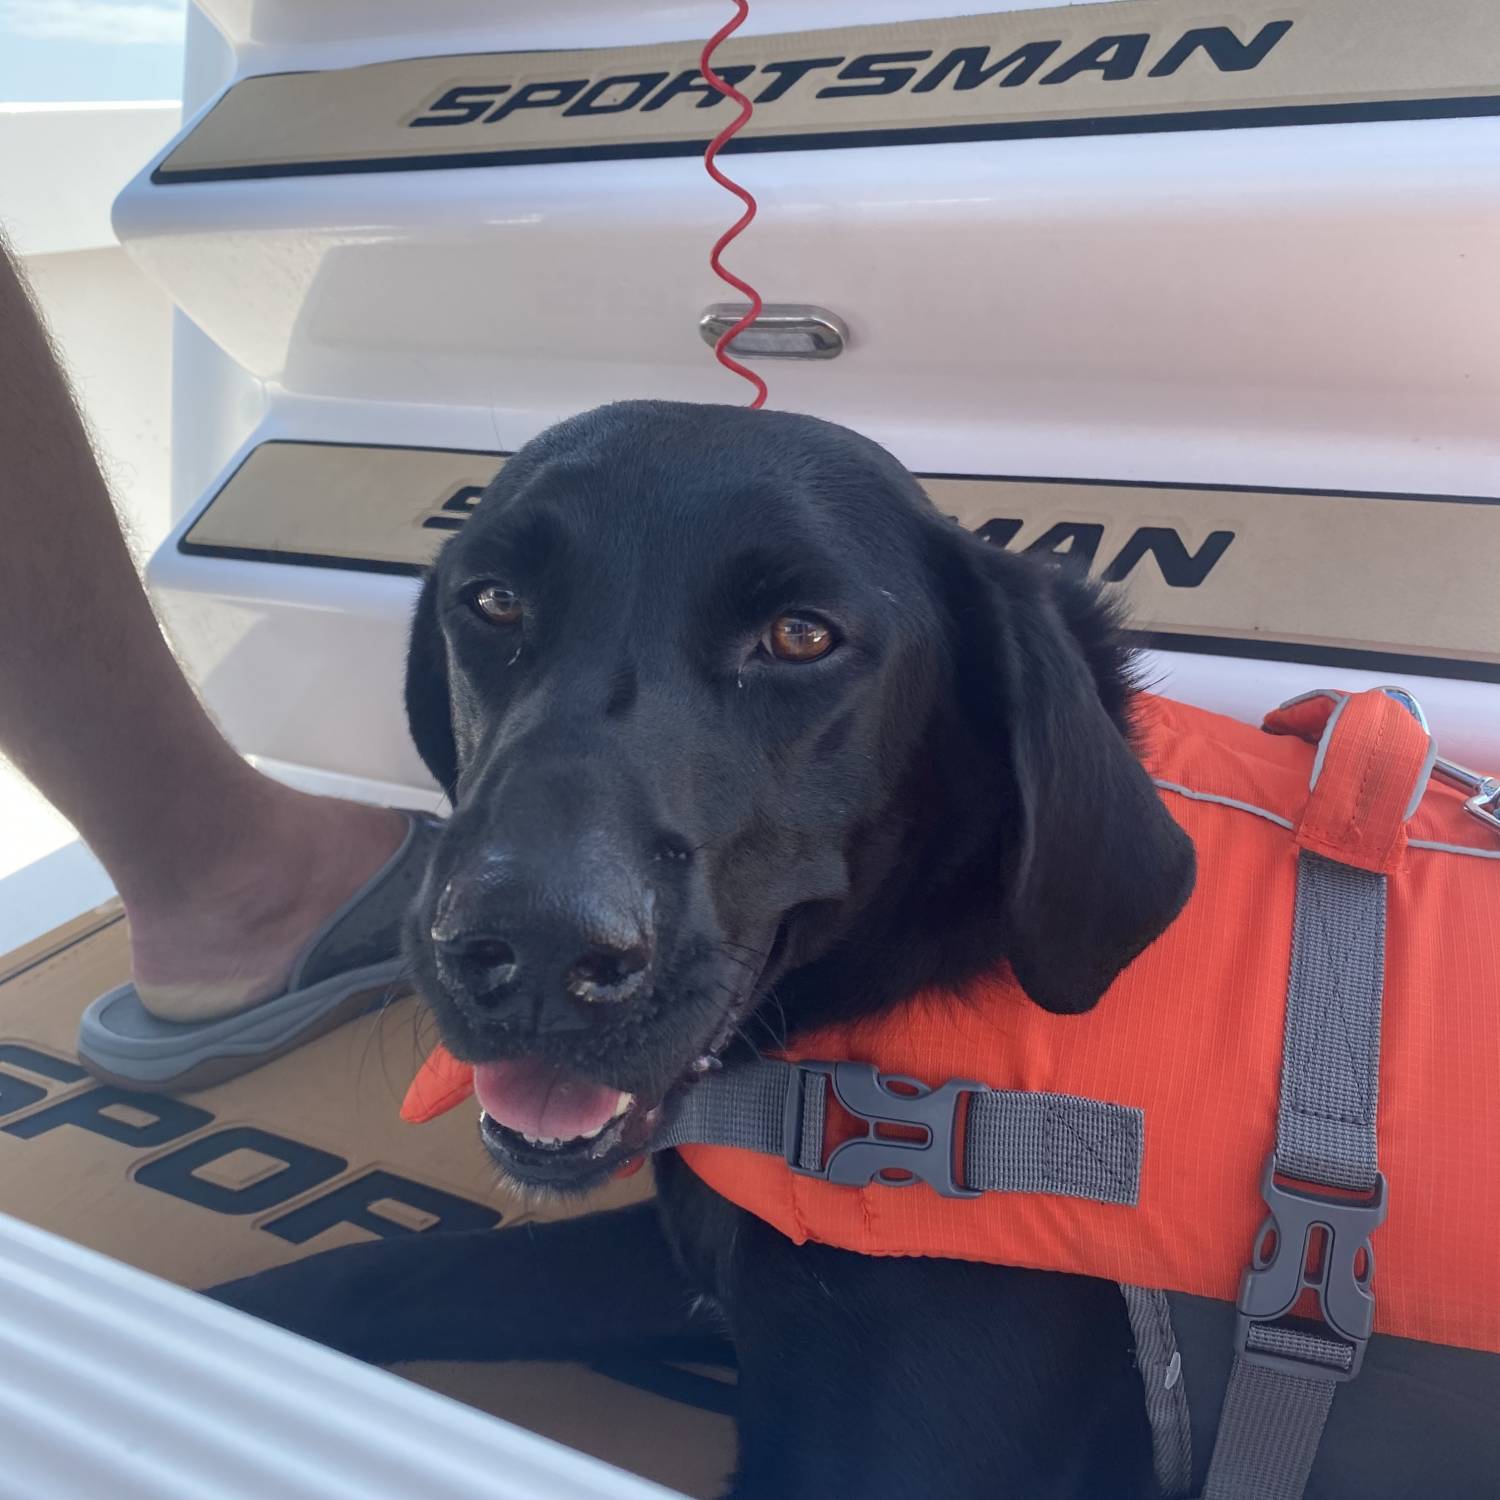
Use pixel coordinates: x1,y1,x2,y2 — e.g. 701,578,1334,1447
217,401,1196,1498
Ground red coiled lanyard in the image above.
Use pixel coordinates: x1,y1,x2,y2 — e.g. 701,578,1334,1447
699,1,767,408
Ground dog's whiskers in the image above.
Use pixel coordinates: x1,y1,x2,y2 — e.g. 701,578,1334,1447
353,959,423,1104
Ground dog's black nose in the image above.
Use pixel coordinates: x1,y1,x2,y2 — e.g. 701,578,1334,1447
432,931,521,1002
431,874,656,1026
564,937,653,1004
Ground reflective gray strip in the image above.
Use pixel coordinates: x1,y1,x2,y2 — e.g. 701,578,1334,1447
1202,1358,1336,1500
1402,734,1439,821
1201,850,1387,1499
1409,836,1500,860
1121,1285,1194,1499
1152,780,1295,831
1275,689,1346,717
1154,781,1500,859
1303,692,1352,790
662,1060,1141,1205
1277,854,1386,1194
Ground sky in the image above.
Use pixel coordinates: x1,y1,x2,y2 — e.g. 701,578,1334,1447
0,0,187,103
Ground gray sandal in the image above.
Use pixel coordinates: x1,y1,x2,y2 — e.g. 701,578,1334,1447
77,811,442,1093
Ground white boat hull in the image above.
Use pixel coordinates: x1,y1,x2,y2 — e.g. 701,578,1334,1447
112,0,1500,800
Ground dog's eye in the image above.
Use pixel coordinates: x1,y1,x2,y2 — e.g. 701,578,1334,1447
765,614,836,663
472,585,523,625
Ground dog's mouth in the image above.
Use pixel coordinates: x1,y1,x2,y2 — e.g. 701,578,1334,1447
468,920,797,1189
475,1058,656,1181
473,1040,728,1187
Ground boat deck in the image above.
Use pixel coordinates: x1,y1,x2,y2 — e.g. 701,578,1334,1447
0,908,731,1500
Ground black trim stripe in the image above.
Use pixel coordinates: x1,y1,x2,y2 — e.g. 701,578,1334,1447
585,1355,737,1417
1127,633,1500,687
200,437,508,459
177,540,427,576
0,908,126,988
920,472,1500,509
151,94,1500,185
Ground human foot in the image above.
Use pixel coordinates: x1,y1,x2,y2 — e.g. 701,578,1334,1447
124,791,409,1022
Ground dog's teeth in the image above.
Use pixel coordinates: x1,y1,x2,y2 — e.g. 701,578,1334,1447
571,1092,635,1139
481,1094,634,1151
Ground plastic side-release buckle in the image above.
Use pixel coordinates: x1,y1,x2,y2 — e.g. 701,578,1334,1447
784,1060,981,1199
1235,1154,1388,1382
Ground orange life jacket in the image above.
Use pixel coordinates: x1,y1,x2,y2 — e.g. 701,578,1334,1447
405,688,1500,1359
679,689,1500,1358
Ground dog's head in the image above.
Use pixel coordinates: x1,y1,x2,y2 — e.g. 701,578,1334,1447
404,401,1193,1190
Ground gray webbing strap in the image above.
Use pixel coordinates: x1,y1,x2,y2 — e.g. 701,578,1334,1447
1121,1284,1194,1499
1201,852,1389,1500
1203,1359,1337,1500
965,1087,1142,1202
1274,854,1385,1194
658,1059,826,1170
661,1058,1143,1206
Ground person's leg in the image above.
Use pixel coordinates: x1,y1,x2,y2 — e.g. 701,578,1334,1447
0,235,404,1019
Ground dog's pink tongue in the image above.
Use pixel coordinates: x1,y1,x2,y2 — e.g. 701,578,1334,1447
473,1058,624,1140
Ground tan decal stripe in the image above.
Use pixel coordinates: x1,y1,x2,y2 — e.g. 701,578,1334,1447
180,440,1500,683
155,0,1500,183
182,442,510,575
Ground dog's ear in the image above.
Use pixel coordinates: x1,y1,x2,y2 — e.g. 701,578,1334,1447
955,537,1195,1014
404,569,458,800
